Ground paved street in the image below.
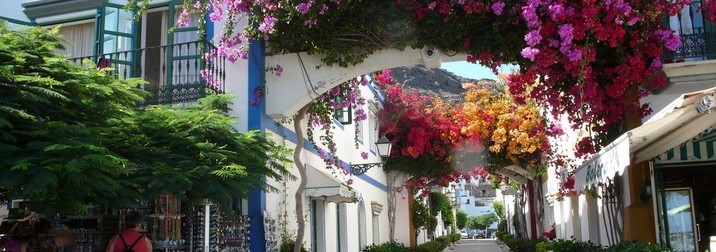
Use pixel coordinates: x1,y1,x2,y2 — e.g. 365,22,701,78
449,238,509,252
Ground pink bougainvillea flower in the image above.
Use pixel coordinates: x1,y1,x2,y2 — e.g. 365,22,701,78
492,1,505,15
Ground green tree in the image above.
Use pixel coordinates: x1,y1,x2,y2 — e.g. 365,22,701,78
0,23,145,212
466,213,499,230
477,213,499,228
0,22,289,213
413,198,431,230
430,192,454,225
493,201,505,220
104,94,292,208
456,210,468,230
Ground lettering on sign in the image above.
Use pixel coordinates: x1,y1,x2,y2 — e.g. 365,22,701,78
585,161,605,185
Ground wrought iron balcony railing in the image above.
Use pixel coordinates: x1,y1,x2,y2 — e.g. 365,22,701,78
663,32,716,63
69,40,226,106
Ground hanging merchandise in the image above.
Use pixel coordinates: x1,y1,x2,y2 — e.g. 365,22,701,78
264,211,278,251
150,192,185,251
214,215,250,251
63,215,100,252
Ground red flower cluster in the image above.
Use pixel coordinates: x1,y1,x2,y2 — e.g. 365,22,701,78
395,0,691,157
542,223,556,240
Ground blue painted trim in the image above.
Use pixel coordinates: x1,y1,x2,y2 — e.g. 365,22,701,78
306,186,342,189
248,39,266,252
367,81,385,104
332,118,345,130
370,149,377,155
204,9,214,41
264,121,388,192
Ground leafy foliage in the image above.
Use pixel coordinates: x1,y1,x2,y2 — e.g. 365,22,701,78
429,192,454,225
412,197,432,232
0,23,146,212
493,201,505,220
455,210,467,230
412,234,461,252
0,22,289,213
104,94,291,209
466,213,498,230
362,241,409,252
180,0,696,158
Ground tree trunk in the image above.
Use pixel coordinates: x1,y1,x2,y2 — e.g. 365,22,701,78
387,170,397,242
293,106,309,252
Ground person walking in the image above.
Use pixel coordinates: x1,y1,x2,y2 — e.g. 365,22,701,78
106,210,152,252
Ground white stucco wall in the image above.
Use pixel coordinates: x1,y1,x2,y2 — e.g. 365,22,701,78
260,78,399,251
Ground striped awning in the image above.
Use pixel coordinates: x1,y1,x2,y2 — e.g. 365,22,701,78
574,87,716,189
654,128,716,164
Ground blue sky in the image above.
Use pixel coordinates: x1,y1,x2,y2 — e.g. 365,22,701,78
440,61,519,80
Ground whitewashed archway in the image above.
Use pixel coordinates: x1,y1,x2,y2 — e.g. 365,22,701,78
265,47,467,119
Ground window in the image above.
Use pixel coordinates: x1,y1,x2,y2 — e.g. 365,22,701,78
311,200,325,252
336,203,348,252
358,202,367,250
368,112,378,152
334,98,352,124
371,202,383,245
336,203,341,252
55,21,95,58
466,199,470,204
356,114,364,143
372,215,380,244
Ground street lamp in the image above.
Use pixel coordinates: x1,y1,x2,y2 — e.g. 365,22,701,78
350,136,392,175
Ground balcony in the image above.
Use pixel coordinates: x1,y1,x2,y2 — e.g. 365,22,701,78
69,40,226,106
663,32,716,63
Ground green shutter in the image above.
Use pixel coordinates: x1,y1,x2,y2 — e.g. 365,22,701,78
96,2,139,79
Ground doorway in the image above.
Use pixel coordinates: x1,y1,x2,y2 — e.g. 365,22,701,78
658,165,716,252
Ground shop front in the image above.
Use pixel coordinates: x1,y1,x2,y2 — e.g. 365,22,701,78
0,192,252,252
653,129,716,252
568,88,716,250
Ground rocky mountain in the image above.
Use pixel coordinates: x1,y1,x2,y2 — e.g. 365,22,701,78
389,65,495,102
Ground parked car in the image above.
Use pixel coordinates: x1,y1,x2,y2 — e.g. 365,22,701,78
468,230,478,239
460,230,469,239
476,231,486,238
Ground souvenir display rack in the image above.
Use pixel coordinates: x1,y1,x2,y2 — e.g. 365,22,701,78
62,216,100,252
149,193,185,251
213,212,250,251
264,211,278,251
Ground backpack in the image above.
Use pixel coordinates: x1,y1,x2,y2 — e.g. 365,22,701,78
118,233,144,252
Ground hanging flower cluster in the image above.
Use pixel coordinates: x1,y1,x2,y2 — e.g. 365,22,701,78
306,77,369,176
171,0,699,158
375,70,549,191
704,0,716,23
458,79,547,171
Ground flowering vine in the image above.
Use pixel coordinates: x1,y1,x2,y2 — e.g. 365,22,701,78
165,0,703,159
374,70,551,194
304,77,369,181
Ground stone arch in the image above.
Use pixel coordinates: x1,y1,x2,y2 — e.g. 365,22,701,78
265,48,467,119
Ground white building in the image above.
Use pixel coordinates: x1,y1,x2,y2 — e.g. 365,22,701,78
541,2,716,250
456,177,497,218
0,1,411,251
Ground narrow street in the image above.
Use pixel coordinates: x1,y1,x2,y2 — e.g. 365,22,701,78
449,238,509,252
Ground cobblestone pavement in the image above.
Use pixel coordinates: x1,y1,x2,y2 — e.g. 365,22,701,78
447,238,510,252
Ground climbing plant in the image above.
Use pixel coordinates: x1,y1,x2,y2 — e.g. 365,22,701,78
172,0,696,158
430,192,455,225
0,23,290,213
